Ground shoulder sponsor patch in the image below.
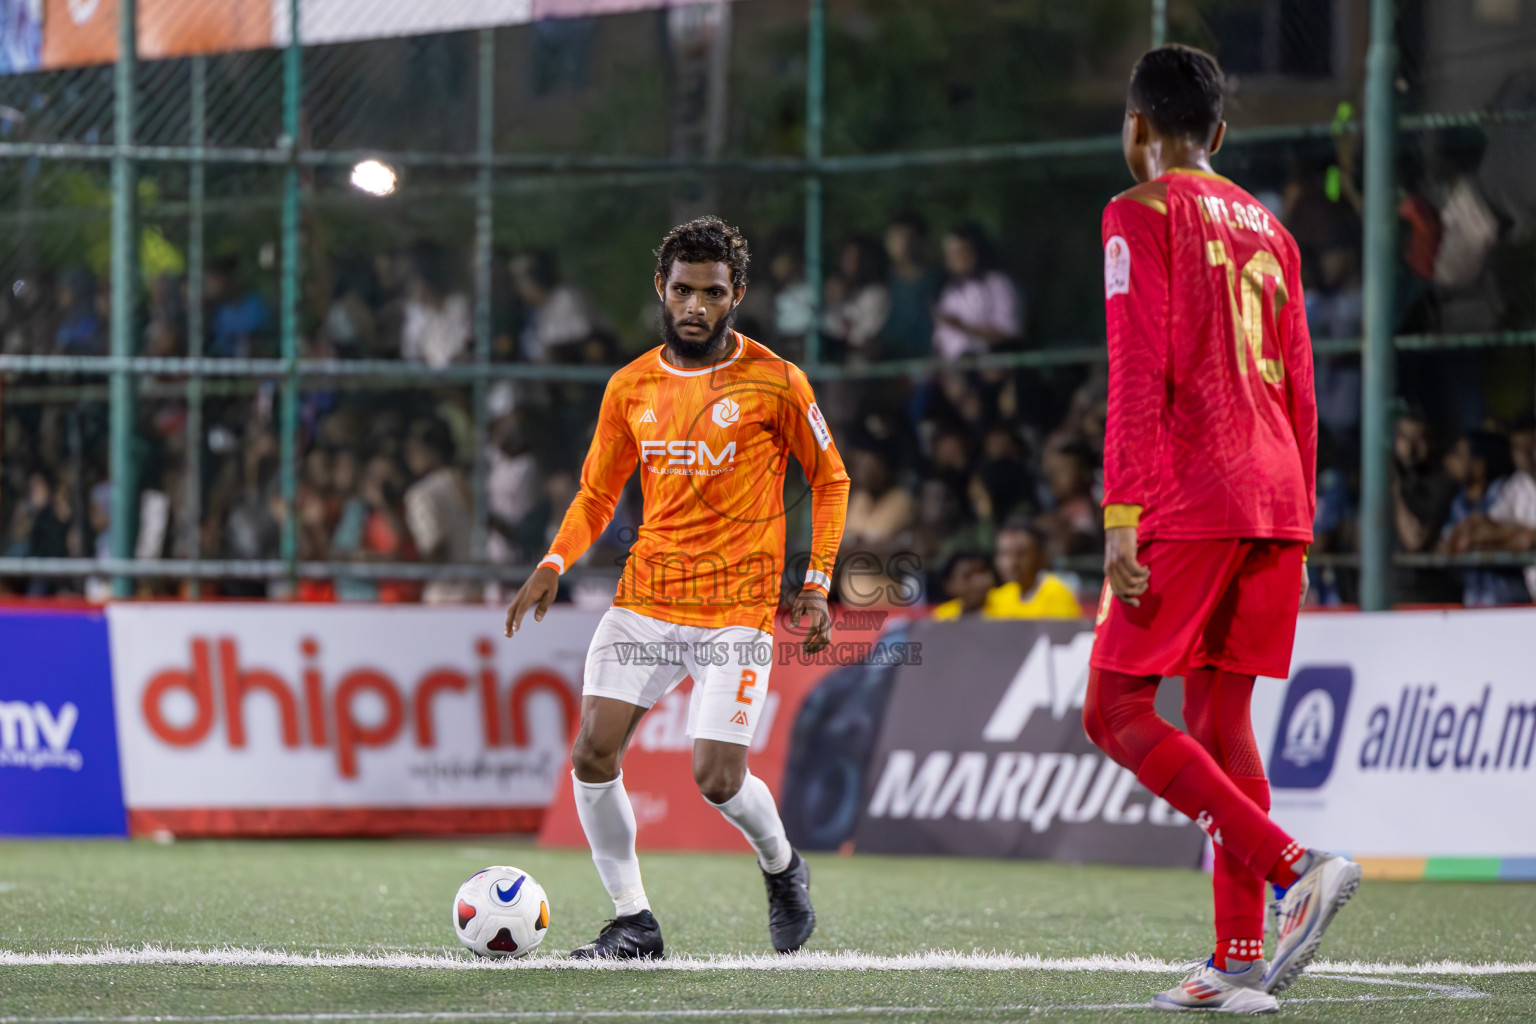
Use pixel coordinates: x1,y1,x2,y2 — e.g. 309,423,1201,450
806,402,833,451
1104,235,1130,298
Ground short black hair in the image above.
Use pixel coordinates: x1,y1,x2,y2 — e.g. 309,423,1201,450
1128,44,1225,142
941,549,994,583
408,417,455,464
1054,437,1098,471
408,240,457,297
945,221,1001,273
998,516,1047,548
1465,430,1514,481
656,216,750,288
513,248,559,290
888,211,928,236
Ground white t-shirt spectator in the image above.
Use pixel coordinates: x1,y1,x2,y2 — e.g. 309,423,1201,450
774,281,815,339
486,446,539,565
823,283,891,355
933,271,1019,359
405,465,477,604
521,286,595,361
1489,469,1536,598
402,293,471,368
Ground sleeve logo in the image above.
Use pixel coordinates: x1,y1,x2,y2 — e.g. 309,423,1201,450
1105,234,1131,298
806,402,832,450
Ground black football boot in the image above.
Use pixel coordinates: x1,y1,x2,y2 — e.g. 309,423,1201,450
762,850,816,953
568,909,664,960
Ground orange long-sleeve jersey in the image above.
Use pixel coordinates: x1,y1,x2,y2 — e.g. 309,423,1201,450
538,332,850,633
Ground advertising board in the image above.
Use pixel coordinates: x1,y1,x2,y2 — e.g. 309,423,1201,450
0,607,126,837
851,618,1205,867
1255,608,1536,861
107,604,597,835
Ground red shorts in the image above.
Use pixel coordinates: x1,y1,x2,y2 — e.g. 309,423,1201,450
1090,538,1305,679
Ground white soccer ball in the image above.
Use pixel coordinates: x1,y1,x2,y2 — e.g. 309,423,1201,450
452,865,550,959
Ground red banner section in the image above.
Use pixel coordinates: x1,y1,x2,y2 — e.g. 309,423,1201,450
539,615,836,852
128,806,543,838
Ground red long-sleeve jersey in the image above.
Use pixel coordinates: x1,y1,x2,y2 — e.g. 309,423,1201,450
1101,168,1317,542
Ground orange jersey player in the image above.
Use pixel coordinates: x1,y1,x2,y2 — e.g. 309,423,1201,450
1079,46,1359,1012
504,216,849,961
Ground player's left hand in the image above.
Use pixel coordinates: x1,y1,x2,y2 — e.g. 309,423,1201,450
1299,565,1310,609
790,590,832,654
1104,526,1150,606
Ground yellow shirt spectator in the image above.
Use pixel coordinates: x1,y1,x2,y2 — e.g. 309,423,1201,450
933,574,1083,620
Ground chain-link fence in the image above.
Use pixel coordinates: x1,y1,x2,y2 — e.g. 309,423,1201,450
0,0,1532,610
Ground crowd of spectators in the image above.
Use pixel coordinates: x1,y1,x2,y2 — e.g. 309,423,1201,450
2,125,1534,610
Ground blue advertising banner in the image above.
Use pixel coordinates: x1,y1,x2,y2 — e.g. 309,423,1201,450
0,608,126,836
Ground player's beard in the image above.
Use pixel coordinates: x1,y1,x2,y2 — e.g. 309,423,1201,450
659,304,735,362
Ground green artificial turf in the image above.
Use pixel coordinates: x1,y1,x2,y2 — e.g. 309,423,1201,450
1,839,1533,1021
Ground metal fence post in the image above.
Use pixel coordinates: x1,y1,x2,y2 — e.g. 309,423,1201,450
802,0,825,370
1359,0,1399,611
471,28,495,566
792,0,826,562
278,0,302,585
108,0,139,598
184,54,206,597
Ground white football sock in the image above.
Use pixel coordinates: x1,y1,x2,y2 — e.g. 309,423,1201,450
707,771,793,874
572,771,650,917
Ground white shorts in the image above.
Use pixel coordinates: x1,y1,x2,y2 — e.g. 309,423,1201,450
582,607,774,746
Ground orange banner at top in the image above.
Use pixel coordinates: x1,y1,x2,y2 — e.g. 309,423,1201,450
23,0,734,71
41,0,273,69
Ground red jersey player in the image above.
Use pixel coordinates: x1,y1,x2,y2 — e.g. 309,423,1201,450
505,217,849,960
1083,46,1360,1012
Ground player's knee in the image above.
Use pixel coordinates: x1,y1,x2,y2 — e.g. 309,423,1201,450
570,730,621,784
694,759,745,805
1082,697,1140,772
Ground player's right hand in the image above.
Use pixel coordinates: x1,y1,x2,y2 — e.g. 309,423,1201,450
1104,526,1150,607
505,565,560,638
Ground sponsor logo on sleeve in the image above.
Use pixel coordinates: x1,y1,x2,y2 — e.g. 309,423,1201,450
806,402,832,451
1105,235,1130,298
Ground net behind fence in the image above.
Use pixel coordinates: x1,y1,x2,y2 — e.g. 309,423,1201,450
0,0,1532,611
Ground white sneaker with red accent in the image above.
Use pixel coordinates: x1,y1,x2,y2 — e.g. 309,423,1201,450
1264,852,1363,995
1151,958,1278,1013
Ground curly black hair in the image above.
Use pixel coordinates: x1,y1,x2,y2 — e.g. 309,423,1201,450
1128,44,1225,142
655,216,751,288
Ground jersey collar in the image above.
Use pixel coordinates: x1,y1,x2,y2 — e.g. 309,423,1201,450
657,330,746,378
1162,167,1232,184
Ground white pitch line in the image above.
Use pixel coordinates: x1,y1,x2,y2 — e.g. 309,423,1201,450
0,989,1492,1024
1,946,1534,976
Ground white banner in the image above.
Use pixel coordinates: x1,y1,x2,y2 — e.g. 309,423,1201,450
107,605,601,812
276,0,738,49
1256,608,1536,858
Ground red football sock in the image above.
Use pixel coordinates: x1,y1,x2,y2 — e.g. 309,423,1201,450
1216,776,1271,946
1269,841,1310,888
1182,669,1270,950
1213,937,1265,970
1140,731,1294,881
